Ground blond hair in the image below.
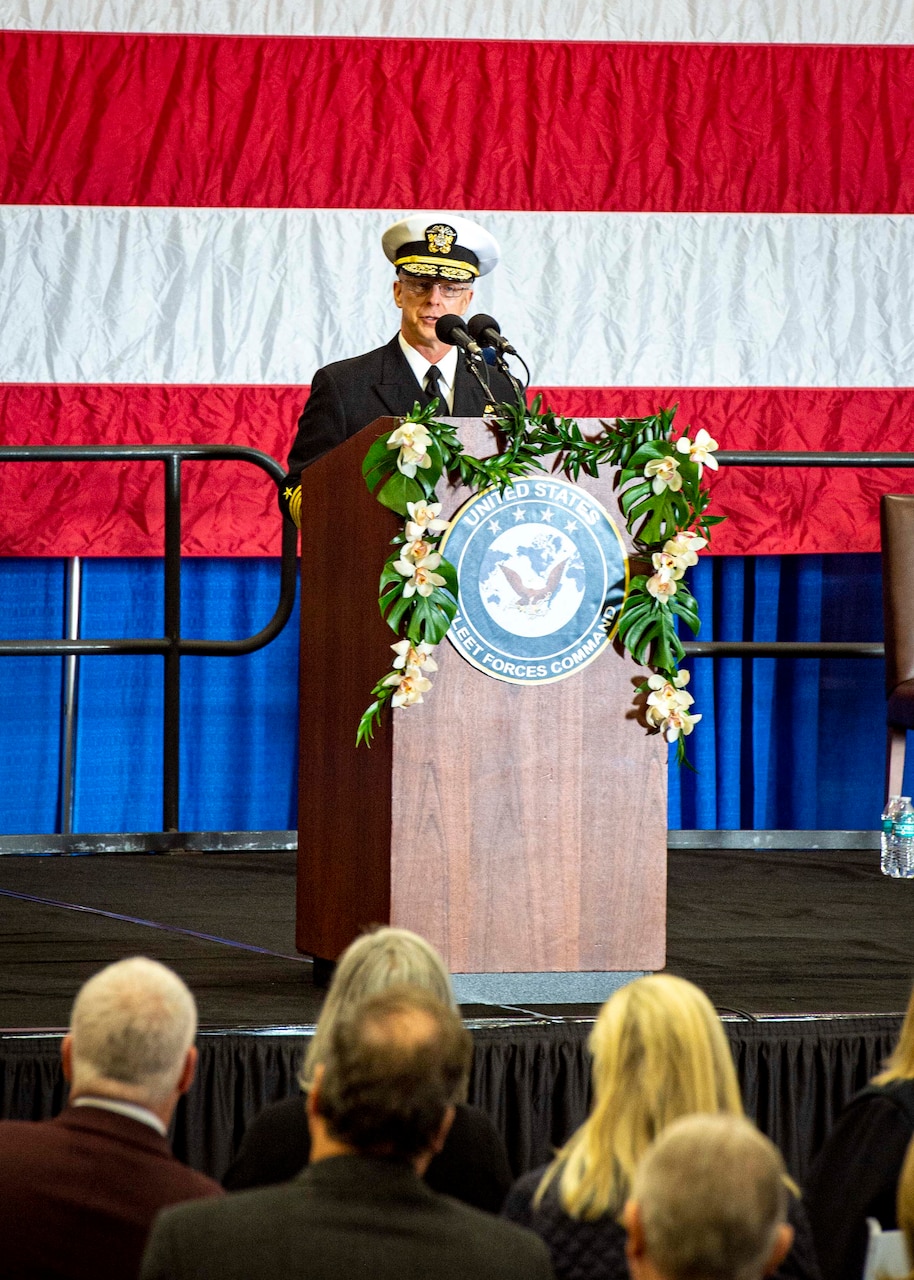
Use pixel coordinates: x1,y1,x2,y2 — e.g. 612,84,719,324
300,926,458,1090
538,974,744,1221
874,985,914,1084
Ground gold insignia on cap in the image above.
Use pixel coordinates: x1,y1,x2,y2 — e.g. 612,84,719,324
426,224,457,255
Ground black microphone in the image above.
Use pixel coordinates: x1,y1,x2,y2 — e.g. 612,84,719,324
467,313,518,356
435,313,484,359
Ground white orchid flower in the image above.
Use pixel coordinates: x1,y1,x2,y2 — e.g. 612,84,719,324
644,455,683,495
646,676,694,720
647,669,690,691
651,550,686,581
383,671,433,707
391,640,438,673
675,428,719,476
645,702,668,730
661,707,702,743
400,537,433,564
392,552,446,599
646,572,678,600
387,422,433,477
663,530,708,571
406,500,450,536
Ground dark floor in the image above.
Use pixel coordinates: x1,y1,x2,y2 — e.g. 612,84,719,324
0,844,910,1030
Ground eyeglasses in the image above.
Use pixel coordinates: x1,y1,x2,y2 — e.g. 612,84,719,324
398,278,472,300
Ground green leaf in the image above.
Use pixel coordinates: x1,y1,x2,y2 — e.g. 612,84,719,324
436,557,459,596
378,586,402,619
356,684,395,747
423,434,447,486
405,591,456,645
617,600,653,632
384,592,414,634
652,627,685,672
377,470,426,516
618,591,654,626
669,600,700,636
627,440,676,470
362,434,397,491
356,702,381,747
380,558,406,589
620,481,653,519
620,612,661,662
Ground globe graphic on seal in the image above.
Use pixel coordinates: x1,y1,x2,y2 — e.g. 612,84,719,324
477,524,586,638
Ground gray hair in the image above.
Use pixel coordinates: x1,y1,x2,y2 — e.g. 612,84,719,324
300,927,457,1090
631,1114,789,1280
68,956,197,1107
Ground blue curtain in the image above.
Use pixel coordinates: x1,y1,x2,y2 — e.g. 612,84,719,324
0,553,898,835
0,558,299,834
0,559,68,833
669,553,893,831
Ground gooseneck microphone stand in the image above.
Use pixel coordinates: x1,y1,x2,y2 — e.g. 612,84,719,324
465,313,530,401
435,313,497,404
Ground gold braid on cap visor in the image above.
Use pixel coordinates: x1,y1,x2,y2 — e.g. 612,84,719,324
395,256,478,281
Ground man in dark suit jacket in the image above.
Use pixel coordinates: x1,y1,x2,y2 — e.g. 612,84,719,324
142,986,554,1280
280,212,518,527
0,956,222,1280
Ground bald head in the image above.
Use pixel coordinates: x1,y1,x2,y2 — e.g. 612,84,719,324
313,985,472,1162
65,957,198,1111
624,1115,793,1280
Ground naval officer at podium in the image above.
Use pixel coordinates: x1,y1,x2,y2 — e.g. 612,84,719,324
279,213,516,527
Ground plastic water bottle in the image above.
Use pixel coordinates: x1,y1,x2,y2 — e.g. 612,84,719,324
895,798,914,878
881,795,906,876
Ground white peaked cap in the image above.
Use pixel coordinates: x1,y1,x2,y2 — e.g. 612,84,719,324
382,212,501,281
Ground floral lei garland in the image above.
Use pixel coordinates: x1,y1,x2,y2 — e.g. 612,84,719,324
358,394,722,765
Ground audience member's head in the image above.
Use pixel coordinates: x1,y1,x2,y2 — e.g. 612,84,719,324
540,973,744,1220
623,1114,793,1280
300,926,458,1090
63,955,198,1118
308,984,473,1167
875,981,914,1085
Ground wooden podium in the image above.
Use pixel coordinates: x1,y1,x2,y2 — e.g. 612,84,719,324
296,418,667,998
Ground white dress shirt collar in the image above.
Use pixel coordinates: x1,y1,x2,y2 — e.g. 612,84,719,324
72,1095,167,1137
398,334,458,413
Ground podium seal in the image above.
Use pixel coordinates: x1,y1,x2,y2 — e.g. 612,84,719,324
440,479,628,685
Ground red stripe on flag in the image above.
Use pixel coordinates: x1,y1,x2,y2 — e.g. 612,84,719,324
540,385,914,557
0,383,911,556
1,33,912,213
0,384,302,557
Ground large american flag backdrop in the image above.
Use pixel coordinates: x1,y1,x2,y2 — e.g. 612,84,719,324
1,1,913,560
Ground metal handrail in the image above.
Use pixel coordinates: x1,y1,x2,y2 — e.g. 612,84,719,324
675,449,910,661
0,444,298,831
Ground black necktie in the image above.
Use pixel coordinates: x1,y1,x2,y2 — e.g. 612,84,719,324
424,365,445,408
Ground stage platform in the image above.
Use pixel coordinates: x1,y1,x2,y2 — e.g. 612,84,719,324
1,846,912,1184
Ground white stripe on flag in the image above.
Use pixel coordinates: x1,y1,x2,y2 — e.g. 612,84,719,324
1,0,912,44
2,206,913,389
